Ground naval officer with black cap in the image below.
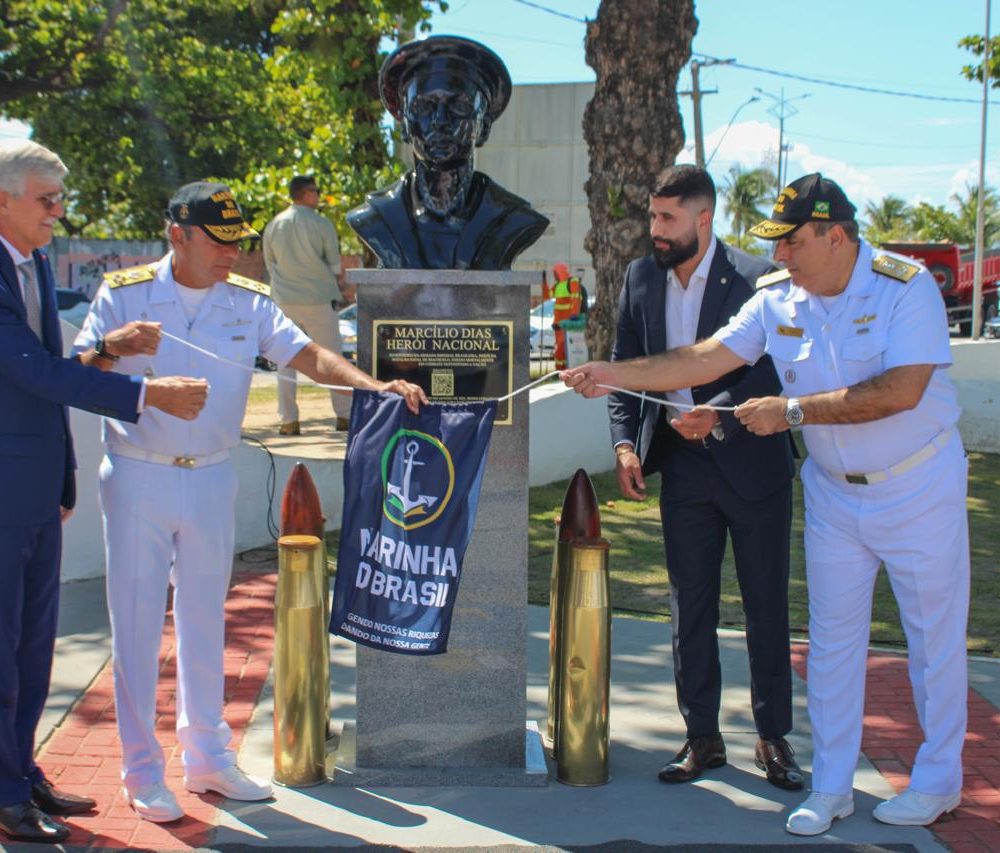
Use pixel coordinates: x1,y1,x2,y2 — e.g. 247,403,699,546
74,181,427,823
562,172,968,836
347,35,548,270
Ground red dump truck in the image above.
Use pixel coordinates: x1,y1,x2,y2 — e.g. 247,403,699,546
880,241,1000,336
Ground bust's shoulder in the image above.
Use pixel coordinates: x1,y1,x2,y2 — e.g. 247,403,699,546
475,173,542,216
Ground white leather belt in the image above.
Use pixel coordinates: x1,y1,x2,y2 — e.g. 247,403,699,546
833,429,956,486
109,444,230,469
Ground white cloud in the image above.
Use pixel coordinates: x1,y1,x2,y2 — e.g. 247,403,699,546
684,119,992,211
906,116,977,128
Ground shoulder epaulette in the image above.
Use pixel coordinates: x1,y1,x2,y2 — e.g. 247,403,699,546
755,268,792,290
105,264,157,288
872,254,920,283
226,273,270,297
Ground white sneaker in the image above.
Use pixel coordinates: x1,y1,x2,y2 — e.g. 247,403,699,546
873,788,961,825
123,782,183,823
184,765,273,801
786,791,855,836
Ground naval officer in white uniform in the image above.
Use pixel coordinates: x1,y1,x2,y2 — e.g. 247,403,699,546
562,173,968,837
74,182,426,823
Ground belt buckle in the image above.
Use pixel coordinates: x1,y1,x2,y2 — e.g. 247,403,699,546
173,456,196,469
845,473,868,485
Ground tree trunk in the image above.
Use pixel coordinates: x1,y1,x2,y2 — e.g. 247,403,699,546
583,0,697,359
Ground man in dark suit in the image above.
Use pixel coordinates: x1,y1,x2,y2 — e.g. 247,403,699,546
609,165,801,790
0,140,207,843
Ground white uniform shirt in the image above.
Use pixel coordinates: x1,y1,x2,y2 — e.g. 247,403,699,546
664,235,715,411
714,240,960,475
73,254,310,457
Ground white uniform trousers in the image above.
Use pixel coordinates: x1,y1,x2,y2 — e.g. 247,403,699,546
801,433,969,797
98,453,238,792
276,301,350,421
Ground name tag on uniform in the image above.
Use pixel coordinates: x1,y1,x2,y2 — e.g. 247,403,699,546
776,325,804,337
231,335,246,341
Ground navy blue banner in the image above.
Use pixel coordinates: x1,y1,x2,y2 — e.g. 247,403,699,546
330,390,496,655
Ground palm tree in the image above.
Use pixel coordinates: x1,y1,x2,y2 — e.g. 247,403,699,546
950,183,1000,247
862,195,912,244
722,165,777,237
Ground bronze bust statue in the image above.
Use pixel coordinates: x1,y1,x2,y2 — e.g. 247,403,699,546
347,36,549,270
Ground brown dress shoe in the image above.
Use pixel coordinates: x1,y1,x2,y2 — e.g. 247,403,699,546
335,417,350,432
0,801,70,843
278,420,301,436
755,736,804,790
32,777,96,815
657,734,726,783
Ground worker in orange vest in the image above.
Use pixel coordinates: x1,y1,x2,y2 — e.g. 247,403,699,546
551,262,582,369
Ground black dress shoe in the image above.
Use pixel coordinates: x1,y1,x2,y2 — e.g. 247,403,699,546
755,736,804,790
0,801,70,843
32,777,96,816
657,734,727,783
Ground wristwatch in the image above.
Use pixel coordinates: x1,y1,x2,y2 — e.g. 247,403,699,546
94,337,120,362
784,397,804,427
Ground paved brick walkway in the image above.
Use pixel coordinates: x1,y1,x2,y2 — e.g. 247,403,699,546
791,644,1000,852
33,589,998,851
36,573,276,851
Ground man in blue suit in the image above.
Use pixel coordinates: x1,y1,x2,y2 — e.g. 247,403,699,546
0,140,208,843
609,166,801,790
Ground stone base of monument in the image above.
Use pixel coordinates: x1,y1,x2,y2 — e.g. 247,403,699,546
328,721,548,787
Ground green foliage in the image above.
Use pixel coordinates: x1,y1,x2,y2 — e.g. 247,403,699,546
722,164,776,238
2,0,443,241
862,186,1000,248
959,33,1000,88
862,195,912,245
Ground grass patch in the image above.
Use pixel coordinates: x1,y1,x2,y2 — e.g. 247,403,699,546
529,455,1000,657
310,450,999,656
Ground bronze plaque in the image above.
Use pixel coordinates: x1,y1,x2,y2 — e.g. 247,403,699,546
373,320,513,425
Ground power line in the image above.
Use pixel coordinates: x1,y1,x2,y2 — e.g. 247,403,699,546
694,52,1000,105
510,0,588,23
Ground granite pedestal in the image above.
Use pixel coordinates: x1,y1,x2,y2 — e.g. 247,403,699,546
340,269,543,786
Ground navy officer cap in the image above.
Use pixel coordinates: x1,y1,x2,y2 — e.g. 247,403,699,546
749,173,857,240
166,181,258,245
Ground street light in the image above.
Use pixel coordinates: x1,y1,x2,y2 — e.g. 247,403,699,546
754,87,811,189
706,95,761,167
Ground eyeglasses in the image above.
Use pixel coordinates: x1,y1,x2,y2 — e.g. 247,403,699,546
36,191,65,211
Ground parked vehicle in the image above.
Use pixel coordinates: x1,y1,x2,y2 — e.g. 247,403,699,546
529,298,555,356
56,288,91,330
340,302,357,361
880,241,1000,336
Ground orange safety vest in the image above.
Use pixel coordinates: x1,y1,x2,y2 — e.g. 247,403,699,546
552,276,582,323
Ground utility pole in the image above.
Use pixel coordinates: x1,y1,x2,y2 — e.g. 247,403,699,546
972,0,991,340
755,87,810,189
680,57,733,168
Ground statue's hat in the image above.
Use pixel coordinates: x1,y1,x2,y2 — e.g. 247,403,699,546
380,35,512,123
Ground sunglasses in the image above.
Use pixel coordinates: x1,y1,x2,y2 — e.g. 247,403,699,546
36,191,65,211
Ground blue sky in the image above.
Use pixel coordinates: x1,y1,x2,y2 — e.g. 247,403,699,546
2,0,993,215
428,0,998,213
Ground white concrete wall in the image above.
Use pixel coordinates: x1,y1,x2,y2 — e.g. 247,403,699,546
949,339,1000,451
477,82,595,294
59,339,1000,581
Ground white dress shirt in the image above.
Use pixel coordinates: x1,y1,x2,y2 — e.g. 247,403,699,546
664,235,717,413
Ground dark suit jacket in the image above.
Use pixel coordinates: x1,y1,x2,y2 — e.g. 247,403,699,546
608,240,794,503
0,241,141,526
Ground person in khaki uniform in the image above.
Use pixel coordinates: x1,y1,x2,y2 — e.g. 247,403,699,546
263,175,351,433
